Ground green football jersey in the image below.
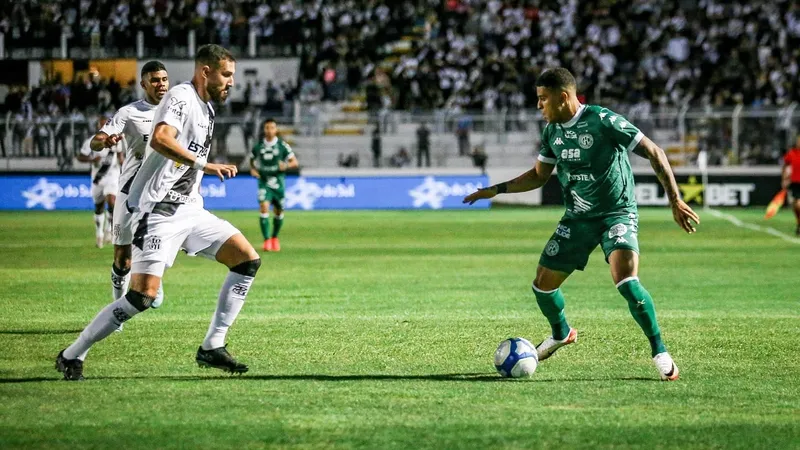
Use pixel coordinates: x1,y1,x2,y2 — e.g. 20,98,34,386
538,105,643,218
251,137,295,189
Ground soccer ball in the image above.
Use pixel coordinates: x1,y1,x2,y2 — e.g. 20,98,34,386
494,337,538,378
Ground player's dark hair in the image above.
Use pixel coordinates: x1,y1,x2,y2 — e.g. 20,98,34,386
140,60,167,77
535,68,577,92
263,118,277,127
195,44,236,69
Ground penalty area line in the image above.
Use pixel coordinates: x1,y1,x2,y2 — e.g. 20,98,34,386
706,209,800,245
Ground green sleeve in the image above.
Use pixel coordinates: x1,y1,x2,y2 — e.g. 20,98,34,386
282,141,295,161
537,125,556,164
598,108,644,152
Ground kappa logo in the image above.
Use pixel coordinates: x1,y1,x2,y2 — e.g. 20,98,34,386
21,178,92,210
564,130,577,139
408,176,483,209
545,239,559,256
285,177,356,210
608,223,628,238
147,236,162,251
553,137,564,146
615,236,628,244
578,133,594,149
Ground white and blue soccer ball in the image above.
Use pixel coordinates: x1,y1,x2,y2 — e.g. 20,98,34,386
494,337,538,378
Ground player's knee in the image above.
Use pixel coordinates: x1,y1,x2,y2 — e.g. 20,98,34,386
125,290,156,312
113,249,131,270
94,204,104,214
231,258,261,277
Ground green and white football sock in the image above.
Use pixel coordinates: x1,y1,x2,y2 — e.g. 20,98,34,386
532,284,571,341
272,214,284,238
616,276,667,357
259,213,270,240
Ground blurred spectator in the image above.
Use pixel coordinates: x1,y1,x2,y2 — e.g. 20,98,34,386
416,122,431,168
389,146,411,168
371,126,382,168
471,145,488,174
338,151,359,168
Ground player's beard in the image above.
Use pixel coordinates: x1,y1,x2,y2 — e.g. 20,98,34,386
208,84,229,103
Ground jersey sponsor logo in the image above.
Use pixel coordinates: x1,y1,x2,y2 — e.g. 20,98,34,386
569,174,595,182
578,133,594,149
545,239,559,256
608,223,628,238
556,224,571,239
561,148,581,160
142,134,149,144
21,177,92,210
285,177,356,210
408,176,484,209
564,130,577,139
571,191,593,213
553,137,564,146
165,189,200,204
168,97,186,118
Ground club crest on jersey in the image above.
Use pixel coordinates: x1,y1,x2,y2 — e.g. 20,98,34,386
564,130,577,139
608,223,628,238
545,239,559,256
578,133,594,149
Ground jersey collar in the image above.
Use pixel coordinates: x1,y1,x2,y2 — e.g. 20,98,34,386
561,103,585,128
264,137,278,146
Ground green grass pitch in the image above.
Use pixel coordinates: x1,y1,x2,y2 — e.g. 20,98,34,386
0,207,798,449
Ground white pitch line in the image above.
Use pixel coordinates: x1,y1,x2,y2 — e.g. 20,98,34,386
706,208,800,245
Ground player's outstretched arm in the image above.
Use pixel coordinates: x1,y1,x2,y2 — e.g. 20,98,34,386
151,122,237,181
634,136,700,234
90,132,122,152
462,161,555,205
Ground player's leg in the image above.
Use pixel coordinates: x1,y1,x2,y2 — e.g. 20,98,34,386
258,182,271,250
104,193,115,243
270,199,284,251
92,199,105,248
603,214,678,380
791,184,800,235
533,219,591,361
185,211,261,373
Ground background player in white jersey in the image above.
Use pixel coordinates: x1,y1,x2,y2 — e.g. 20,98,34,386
77,115,122,249
90,61,169,309
57,45,261,380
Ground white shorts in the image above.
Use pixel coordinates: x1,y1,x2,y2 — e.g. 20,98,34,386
92,180,119,204
112,191,134,246
131,207,240,277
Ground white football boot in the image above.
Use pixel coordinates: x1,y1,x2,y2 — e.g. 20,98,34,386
653,352,680,381
535,327,578,361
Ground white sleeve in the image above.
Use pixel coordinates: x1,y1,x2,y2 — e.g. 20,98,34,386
79,138,93,156
284,143,295,160
153,88,190,134
99,107,128,136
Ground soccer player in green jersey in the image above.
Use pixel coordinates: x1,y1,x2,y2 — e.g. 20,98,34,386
463,68,700,381
250,118,298,252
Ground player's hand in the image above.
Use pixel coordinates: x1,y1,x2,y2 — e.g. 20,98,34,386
104,134,122,148
204,163,238,181
250,168,260,179
671,199,700,234
462,187,497,205
278,161,288,171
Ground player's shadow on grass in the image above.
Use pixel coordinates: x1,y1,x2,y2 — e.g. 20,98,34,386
0,374,658,383
0,329,83,335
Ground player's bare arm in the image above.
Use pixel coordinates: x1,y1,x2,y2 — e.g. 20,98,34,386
463,161,555,205
280,155,299,172
781,163,791,190
634,136,700,234
90,131,123,152
76,153,101,164
249,158,260,178
151,122,237,181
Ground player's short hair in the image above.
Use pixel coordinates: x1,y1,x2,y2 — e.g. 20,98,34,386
535,68,577,92
263,118,277,127
195,44,236,69
140,60,167,77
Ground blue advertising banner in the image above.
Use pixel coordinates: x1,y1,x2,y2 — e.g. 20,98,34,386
0,175,489,211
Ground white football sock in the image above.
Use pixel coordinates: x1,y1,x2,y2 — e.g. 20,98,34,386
94,213,104,239
202,271,254,350
111,265,130,302
105,210,112,234
63,294,143,360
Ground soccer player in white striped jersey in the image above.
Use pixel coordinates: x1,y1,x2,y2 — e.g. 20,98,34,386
89,61,169,310
57,45,261,380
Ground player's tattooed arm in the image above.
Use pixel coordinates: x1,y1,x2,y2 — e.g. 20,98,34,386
636,136,700,233
463,161,554,204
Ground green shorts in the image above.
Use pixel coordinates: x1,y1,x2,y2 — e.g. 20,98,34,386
539,212,640,274
257,180,285,208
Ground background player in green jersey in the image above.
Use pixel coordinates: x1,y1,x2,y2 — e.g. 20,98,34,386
464,68,700,381
250,118,298,252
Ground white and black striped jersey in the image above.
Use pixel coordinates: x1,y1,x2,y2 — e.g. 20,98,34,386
79,137,121,185
99,99,159,194
126,82,214,215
